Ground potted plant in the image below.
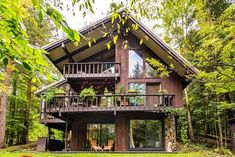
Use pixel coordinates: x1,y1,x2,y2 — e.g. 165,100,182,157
158,89,168,95
119,86,126,95
117,86,129,106
55,87,65,95
128,89,137,95
43,88,56,102
79,87,96,107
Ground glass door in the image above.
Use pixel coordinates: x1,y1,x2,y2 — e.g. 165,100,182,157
129,120,163,149
86,124,115,149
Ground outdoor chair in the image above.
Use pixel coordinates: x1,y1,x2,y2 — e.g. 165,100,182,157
103,139,114,151
90,140,102,151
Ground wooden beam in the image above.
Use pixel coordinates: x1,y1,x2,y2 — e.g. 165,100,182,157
54,37,108,64
61,43,74,63
64,120,68,151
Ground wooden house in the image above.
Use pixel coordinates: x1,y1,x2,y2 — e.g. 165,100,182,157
35,9,198,151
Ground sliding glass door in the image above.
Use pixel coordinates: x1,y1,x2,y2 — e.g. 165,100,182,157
86,124,115,149
129,120,163,150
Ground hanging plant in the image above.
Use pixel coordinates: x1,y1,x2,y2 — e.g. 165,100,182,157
79,86,96,101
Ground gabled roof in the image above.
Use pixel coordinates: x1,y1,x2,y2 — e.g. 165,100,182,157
35,78,67,96
42,9,198,79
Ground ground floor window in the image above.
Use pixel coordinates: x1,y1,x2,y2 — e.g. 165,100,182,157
129,120,163,149
86,124,115,148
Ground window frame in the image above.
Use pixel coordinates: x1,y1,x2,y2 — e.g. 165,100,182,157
128,48,161,79
128,119,165,151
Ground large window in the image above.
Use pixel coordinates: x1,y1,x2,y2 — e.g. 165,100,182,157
86,124,114,148
129,49,161,78
129,120,163,149
128,83,145,106
129,50,144,78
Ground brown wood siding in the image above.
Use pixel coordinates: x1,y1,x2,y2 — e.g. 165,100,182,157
115,38,128,92
162,75,184,107
115,114,129,151
71,119,86,151
146,83,160,106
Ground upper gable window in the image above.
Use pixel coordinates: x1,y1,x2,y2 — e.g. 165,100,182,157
129,50,144,78
145,53,159,78
129,49,160,78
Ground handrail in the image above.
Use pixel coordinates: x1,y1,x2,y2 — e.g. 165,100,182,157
53,93,176,97
64,62,121,65
63,62,121,78
44,94,175,113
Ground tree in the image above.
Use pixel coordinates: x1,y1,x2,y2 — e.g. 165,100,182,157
131,62,143,78
0,0,81,147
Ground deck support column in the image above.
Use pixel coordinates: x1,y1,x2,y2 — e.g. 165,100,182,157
47,127,51,150
115,113,129,151
71,119,86,151
64,120,68,151
164,115,176,152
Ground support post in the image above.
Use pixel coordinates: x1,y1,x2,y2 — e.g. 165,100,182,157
47,127,51,151
64,120,68,151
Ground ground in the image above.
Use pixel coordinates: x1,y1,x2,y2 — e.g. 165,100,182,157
0,142,234,157
0,152,205,157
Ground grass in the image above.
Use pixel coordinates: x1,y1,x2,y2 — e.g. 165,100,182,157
0,152,206,157
1,143,234,157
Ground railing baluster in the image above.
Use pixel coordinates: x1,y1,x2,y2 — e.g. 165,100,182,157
76,64,79,77
63,62,121,78
96,96,98,107
101,64,103,77
68,64,70,78
44,94,175,113
89,63,91,75
85,63,86,75
93,64,95,74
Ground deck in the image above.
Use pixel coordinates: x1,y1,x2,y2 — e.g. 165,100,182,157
43,94,175,113
63,62,120,79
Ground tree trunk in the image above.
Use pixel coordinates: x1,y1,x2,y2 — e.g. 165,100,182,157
217,95,223,148
8,74,17,146
22,78,32,144
184,89,194,141
0,62,14,148
214,117,219,147
224,112,227,148
204,94,208,144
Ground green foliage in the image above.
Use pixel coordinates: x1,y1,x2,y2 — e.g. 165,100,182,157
145,58,173,78
104,88,109,93
80,87,96,101
167,108,188,144
158,89,168,94
42,87,57,101
119,86,126,94
128,89,137,93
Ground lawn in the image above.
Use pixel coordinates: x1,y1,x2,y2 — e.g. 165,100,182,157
0,152,206,157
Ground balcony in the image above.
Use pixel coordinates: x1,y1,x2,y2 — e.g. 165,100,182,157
63,62,120,79
44,94,175,113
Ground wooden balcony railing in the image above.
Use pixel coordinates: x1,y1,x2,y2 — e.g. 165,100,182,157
44,94,175,113
63,62,121,79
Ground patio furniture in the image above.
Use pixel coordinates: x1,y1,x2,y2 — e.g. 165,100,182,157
90,140,102,151
103,139,114,151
